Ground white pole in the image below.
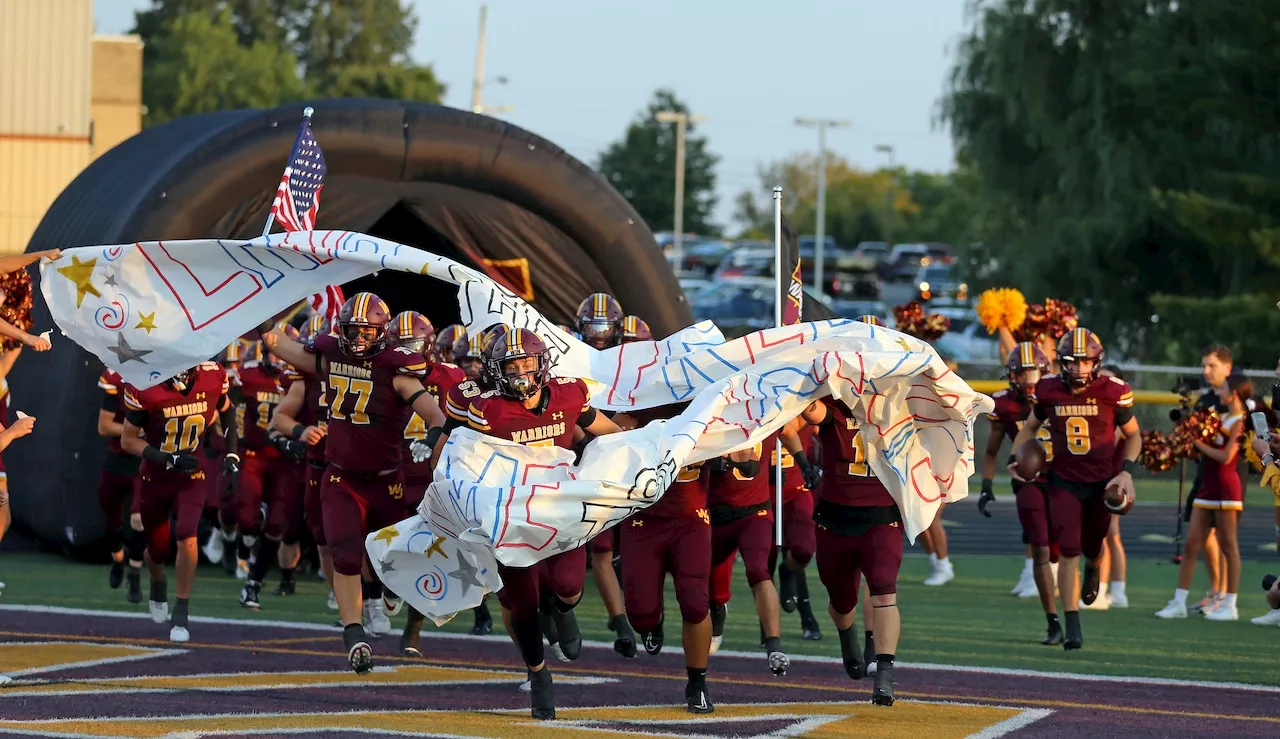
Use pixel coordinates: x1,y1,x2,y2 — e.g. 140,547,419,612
261,106,314,238
471,5,488,114
773,186,784,547
672,115,687,273
814,125,827,293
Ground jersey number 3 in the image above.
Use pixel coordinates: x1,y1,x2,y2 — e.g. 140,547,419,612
329,376,374,425
1065,416,1091,455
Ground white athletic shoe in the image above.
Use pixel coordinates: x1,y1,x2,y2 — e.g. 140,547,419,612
1154,600,1188,619
1203,605,1238,622
0,674,11,686
235,559,250,580
709,634,724,655
519,670,532,692
169,625,190,643
1016,581,1040,599
149,599,169,624
1109,591,1129,609
923,562,954,587
201,533,224,565
550,642,570,663
1011,569,1034,596
1250,608,1280,626
383,594,404,617
1080,594,1111,610
363,600,392,636
327,590,339,611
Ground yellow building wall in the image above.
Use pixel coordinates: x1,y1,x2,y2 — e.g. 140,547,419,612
0,0,94,137
0,139,89,254
90,35,144,160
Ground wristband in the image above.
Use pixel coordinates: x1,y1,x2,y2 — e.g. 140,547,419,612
1263,454,1275,467
291,423,306,441
1122,460,1139,476
423,426,443,451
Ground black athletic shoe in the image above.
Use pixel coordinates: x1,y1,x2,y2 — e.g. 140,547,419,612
1042,620,1063,646
872,665,895,705
768,650,790,676
472,603,493,636
530,667,555,720
400,627,422,658
240,581,262,609
275,579,296,597
779,566,797,613
801,616,823,641
611,615,637,659
108,560,125,590
643,618,665,655
1081,564,1101,606
126,570,142,604
551,607,582,661
1064,618,1083,651
685,680,714,714
347,641,373,674
839,630,865,680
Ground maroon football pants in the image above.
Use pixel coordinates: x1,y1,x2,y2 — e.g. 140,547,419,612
321,465,408,577
496,547,587,622
138,466,206,564
710,510,775,598
1048,486,1111,560
815,521,904,614
619,512,711,631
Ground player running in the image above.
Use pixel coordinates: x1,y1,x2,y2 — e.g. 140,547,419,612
96,369,145,604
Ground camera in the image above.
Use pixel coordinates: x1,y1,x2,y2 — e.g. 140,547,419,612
1169,375,1204,422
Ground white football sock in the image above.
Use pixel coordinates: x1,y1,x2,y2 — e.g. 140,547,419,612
1173,588,1189,606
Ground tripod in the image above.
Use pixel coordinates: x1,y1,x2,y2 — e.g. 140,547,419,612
1172,459,1186,564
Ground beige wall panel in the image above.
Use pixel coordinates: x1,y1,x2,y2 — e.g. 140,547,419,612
0,139,89,253
0,0,94,136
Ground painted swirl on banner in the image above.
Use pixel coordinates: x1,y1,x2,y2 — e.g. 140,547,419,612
94,295,130,331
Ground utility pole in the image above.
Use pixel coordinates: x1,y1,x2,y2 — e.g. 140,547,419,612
471,5,513,116
655,110,707,273
795,117,851,292
875,144,896,244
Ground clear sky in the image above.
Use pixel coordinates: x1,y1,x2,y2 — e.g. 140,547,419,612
94,0,967,232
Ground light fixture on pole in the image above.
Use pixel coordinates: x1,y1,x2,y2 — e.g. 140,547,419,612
471,5,514,116
655,110,707,273
795,117,851,292
874,143,896,168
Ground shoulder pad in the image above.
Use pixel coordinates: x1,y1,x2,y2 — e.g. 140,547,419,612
1108,376,1127,386
554,377,577,385
198,361,220,370
992,388,1010,398
393,346,416,356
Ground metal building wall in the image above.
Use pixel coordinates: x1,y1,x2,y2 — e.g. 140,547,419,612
90,35,144,161
0,0,94,254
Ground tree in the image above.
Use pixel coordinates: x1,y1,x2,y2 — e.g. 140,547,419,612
132,0,444,125
596,89,720,235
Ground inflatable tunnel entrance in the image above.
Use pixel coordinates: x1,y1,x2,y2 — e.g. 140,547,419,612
10,99,690,552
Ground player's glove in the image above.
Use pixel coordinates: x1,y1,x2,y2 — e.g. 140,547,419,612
221,453,241,490
271,434,306,462
170,453,200,474
410,440,433,464
795,455,823,491
978,478,995,517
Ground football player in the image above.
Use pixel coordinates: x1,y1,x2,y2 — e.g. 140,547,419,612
270,315,335,609
452,334,486,382
434,324,466,365
772,416,824,641
121,363,238,643
204,339,248,576
620,315,652,343
390,311,465,657
236,339,305,610
96,369,145,603
263,292,446,674
979,342,1062,643
575,293,624,350
707,436,791,676
432,328,623,720
1009,328,1141,650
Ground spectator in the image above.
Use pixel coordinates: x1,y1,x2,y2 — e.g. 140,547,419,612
1250,432,1280,625
1181,345,1233,613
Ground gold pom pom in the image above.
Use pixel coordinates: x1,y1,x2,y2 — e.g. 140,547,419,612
975,287,1028,335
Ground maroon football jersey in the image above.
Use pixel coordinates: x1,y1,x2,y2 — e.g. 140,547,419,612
277,372,329,464
402,362,466,479
307,333,427,473
98,370,128,455
466,378,592,449
646,460,711,519
772,425,816,503
815,397,895,507
1033,374,1135,483
123,363,228,476
987,388,1054,463
237,365,284,454
709,433,776,508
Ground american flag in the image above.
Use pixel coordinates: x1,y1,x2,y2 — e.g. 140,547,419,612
269,114,327,231
268,110,341,320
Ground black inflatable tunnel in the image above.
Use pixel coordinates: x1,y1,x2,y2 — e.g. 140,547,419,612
11,98,690,553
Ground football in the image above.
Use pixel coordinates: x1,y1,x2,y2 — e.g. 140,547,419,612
1104,484,1135,515
1014,439,1046,481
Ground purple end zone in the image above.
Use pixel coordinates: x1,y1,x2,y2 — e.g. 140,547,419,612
0,608,1276,738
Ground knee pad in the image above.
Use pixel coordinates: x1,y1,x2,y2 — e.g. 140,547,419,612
790,545,815,568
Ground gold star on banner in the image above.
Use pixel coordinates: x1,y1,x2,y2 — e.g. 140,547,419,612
135,312,157,334
373,525,399,546
896,337,913,352
57,256,101,309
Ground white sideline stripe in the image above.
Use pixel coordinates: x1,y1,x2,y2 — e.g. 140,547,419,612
2,603,1278,694
965,708,1056,739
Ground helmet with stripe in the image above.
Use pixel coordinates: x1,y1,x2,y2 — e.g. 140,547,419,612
336,292,392,359
482,328,552,401
390,311,435,356
1057,327,1104,389
298,314,330,345
167,367,196,392
243,339,286,373
575,292,624,349
434,324,467,364
1006,341,1050,400
856,314,886,327
620,315,652,343
219,339,246,366
453,334,487,381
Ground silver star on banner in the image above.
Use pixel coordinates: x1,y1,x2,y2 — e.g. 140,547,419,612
553,537,579,552
379,558,396,574
447,553,484,598
109,333,151,364
103,273,118,288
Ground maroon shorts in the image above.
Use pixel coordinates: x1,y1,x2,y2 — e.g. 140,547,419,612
496,546,587,622
815,521,904,614
711,509,774,588
321,465,408,577
200,442,224,511
138,466,208,564
589,528,618,556
782,492,816,566
305,463,326,546
98,469,137,533
264,460,303,544
221,452,292,538
711,553,736,606
619,512,711,631
1047,483,1111,560
1015,482,1054,549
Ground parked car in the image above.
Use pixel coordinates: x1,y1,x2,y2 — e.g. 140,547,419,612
914,263,969,303
690,277,833,338
682,240,734,275
934,310,1001,363
678,274,712,304
831,298,892,324
711,248,775,281
885,242,955,282
828,252,882,300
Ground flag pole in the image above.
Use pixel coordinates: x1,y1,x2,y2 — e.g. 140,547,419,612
261,106,315,238
773,186,785,548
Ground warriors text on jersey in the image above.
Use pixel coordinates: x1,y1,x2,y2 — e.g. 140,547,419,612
1033,374,1134,483
306,333,427,472
451,377,594,450
987,388,1054,461
123,363,228,475
816,397,895,507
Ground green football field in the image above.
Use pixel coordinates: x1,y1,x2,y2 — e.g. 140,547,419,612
2,548,1277,686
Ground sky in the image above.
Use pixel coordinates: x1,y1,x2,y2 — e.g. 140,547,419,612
94,0,968,232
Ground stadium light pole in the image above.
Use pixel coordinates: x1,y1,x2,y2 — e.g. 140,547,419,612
875,144,896,243
796,117,851,292
471,5,514,116
656,110,707,273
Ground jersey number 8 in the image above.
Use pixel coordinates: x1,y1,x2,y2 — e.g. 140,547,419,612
1065,416,1091,455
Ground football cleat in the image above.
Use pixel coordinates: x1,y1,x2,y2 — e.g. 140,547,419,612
685,680,714,714
108,560,125,590
0,675,10,686
768,650,791,676
347,641,373,675
169,625,190,644
1155,600,1188,619
363,600,392,637
125,570,142,604
149,599,169,624
872,666,895,706
327,590,339,611
551,607,582,661
529,668,555,721
923,561,954,586
382,594,404,618
1042,621,1063,645
1063,620,1083,651
518,670,532,693
472,602,493,635
802,617,823,641
240,581,262,610
643,618,665,655
400,629,422,658
838,630,864,680
709,604,727,655
1081,565,1101,606
275,579,296,597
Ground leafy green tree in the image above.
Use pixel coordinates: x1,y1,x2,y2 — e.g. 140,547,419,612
596,89,720,235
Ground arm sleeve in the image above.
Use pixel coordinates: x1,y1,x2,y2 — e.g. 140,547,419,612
576,407,598,429
1114,406,1134,426
443,416,468,435
101,390,119,413
126,410,149,427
